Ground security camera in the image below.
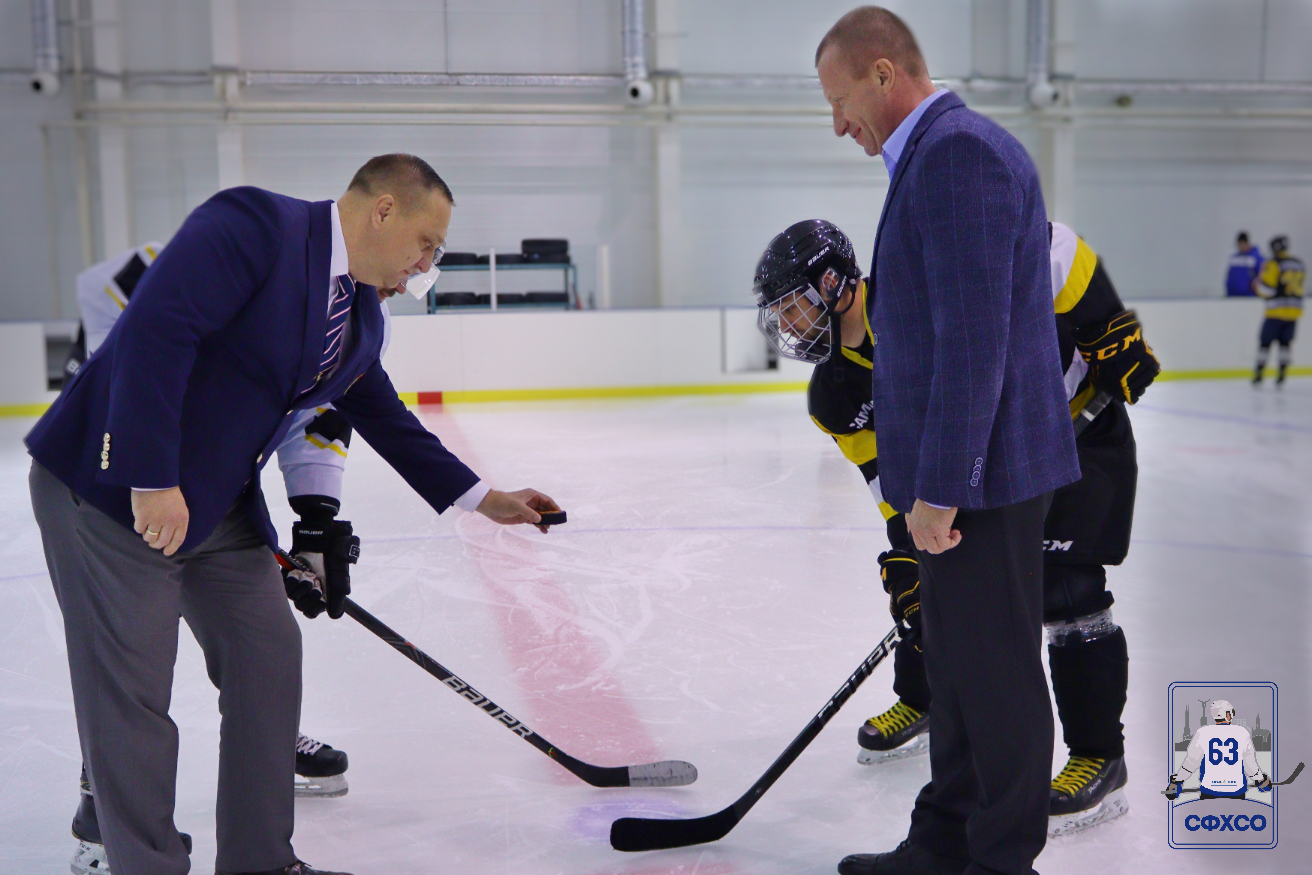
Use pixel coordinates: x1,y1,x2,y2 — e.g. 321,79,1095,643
626,78,654,106
30,71,61,97
1027,80,1060,109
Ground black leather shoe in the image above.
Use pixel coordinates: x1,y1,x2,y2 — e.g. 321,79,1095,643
217,862,352,875
838,839,968,875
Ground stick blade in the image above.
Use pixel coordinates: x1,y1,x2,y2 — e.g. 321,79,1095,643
1279,762,1305,785
610,808,738,852
627,760,699,788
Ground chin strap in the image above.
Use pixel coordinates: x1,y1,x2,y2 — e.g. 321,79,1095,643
829,316,845,383
826,278,861,382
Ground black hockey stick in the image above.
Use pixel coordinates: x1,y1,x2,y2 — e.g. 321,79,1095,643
1073,389,1113,437
1163,762,1304,796
275,549,697,789
610,626,899,852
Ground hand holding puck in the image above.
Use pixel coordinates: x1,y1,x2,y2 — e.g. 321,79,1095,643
537,511,567,526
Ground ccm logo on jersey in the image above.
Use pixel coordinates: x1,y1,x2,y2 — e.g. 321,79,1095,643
1045,539,1074,552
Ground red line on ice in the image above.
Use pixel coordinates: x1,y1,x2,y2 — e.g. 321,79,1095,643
418,407,664,777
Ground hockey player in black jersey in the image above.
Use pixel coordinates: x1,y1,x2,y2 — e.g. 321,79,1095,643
753,219,1160,837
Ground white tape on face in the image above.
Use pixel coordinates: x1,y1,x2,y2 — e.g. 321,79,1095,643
406,264,441,299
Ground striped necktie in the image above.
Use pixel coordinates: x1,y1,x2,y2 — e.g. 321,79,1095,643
319,274,355,378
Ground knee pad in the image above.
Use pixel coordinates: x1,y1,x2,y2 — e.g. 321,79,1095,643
1044,564,1114,625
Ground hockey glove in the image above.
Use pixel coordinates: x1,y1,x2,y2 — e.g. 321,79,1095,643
879,549,920,631
1075,309,1161,405
1255,772,1273,792
288,509,360,620
1164,774,1184,800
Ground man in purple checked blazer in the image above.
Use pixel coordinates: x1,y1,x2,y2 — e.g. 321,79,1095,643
817,8,1079,875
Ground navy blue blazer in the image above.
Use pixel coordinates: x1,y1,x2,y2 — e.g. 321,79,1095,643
867,92,1079,513
27,187,480,551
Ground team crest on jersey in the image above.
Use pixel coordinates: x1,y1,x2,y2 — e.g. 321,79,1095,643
1167,682,1281,849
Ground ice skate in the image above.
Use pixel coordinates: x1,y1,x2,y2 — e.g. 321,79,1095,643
857,701,930,765
295,734,349,798
217,862,353,875
1048,755,1129,837
71,791,192,875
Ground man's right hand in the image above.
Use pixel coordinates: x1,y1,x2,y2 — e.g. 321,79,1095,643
907,500,961,554
131,487,189,556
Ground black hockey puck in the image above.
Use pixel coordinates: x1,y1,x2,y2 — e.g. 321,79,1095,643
538,510,567,526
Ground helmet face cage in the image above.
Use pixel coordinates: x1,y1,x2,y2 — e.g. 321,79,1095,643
756,267,845,364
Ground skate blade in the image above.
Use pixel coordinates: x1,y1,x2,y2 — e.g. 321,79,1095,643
857,732,930,766
71,839,110,875
294,773,349,798
1048,788,1129,838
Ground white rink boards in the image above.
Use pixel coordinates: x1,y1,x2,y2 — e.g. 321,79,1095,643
1,380,1310,874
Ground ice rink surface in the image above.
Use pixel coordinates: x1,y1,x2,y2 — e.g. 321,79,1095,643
2,379,1310,875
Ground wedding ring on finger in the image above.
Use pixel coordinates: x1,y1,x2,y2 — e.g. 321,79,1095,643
146,528,161,537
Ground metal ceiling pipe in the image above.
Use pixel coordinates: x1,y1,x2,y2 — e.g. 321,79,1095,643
1076,79,1312,97
622,0,653,105
244,71,626,88
30,0,60,96
1025,0,1058,108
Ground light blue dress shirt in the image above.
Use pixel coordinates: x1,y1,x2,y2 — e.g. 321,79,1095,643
880,88,950,180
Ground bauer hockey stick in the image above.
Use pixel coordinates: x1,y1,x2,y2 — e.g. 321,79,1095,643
1163,762,1304,796
275,549,697,789
1073,390,1113,438
610,625,900,852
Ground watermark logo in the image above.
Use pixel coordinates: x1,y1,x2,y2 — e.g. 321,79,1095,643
1166,682,1278,849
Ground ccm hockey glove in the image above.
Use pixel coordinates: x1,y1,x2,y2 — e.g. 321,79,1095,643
286,495,360,620
1075,309,1161,404
879,549,920,631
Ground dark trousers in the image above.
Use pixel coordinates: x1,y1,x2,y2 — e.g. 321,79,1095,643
907,493,1053,875
30,462,301,875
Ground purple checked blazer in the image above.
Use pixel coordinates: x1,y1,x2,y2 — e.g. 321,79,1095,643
866,91,1079,513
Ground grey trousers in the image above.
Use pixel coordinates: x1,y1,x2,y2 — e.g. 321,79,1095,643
30,462,301,875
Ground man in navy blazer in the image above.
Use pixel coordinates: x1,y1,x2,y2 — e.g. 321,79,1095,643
28,154,559,875
817,9,1079,875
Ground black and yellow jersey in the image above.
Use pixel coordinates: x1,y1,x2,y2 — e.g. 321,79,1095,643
1049,222,1129,417
808,222,1127,523
1256,255,1305,321
807,279,892,520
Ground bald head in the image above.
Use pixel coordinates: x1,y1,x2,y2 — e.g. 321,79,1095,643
815,6,928,82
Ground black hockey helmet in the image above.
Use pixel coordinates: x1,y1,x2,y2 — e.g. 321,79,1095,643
1271,235,1290,255
752,220,862,364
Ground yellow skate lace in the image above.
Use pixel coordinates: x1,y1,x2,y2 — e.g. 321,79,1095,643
865,701,924,739
1051,756,1105,796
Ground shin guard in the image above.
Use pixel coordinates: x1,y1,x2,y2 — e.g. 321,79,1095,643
1048,625,1128,759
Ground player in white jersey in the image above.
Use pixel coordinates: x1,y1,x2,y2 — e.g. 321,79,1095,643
67,244,402,874
1167,700,1273,800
